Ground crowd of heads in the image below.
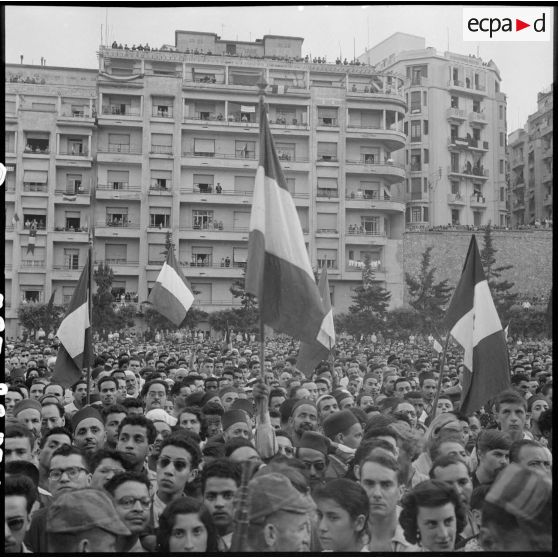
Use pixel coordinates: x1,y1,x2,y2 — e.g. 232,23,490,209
4,331,552,553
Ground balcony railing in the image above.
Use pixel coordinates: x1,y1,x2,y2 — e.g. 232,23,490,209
182,151,257,161
149,183,172,192
317,118,338,126
23,184,48,192
96,220,140,229
21,260,45,268
447,193,465,204
448,165,489,178
346,263,385,273
317,155,338,162
346,229,386,237
58,148,89,156
316,228,338,234
95,259,140,267
97,183,141,191
98,144,142,154
180,225,249,233
52,264,85,271
469,111,486,122
55,186,90,195
24,146,50,154
345,159,405,170
470,195,487,205
346,192,405,203
446,108,467,119
150,144,173,155
53,226,88,233
152,107,174,118
182,261,246,269
60,109,92,118
101,106,141,117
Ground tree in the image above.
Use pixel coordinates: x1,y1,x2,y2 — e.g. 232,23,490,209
143,306,208,332
480,222,518,322
92,262,124,331
229,266,260,333
405,246,452,328
208,309,242,333
18,302,65,335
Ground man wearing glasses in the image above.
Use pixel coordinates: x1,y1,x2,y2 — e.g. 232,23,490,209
152,434,201,528
105,471,151,552
25,445,91,553
5,475,37,553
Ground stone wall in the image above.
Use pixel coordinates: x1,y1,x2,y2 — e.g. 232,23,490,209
402,230,552,305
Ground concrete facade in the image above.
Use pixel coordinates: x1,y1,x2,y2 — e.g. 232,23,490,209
359,33,509,229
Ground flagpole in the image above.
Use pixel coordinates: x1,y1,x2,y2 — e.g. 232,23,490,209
256,74,268,383
428,333,452,422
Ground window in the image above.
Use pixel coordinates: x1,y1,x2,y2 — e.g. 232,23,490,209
451,96,459,109
410,121,421,142
107,170,129,190
423,91,427,106
317,249,337,270
473,100,481,112
105,244,127,264
23,212,46,229
235,140,256,159
23,170,48,191
423,120,428,135
151,170,172,191
408,65,428,85
285,177,295,194
500,187,505,202
495,81,500,93
500,132,505,147
63,286,74,304
233,211,250,231
66,173,83,194
108,134,130,152
190,283,212,303
317,177,338,198
65,211,81,230
194,138,215,156
192,246,213,267
232,247,248,268
22,289,43,303
152,97,174,118
451,181,460,195
472,128,481,141
500,159,505,174
450,125,459,141
358,181,380,199
151,133,172,154
276,142,296,161
64,248,80,269
194,174,215,193
317,213,337,232
317,142,337,161
25,136,49,152
360,146,380,164
499,105,504,120
234,175,255,194
423,178,429,193
410,149,421,171
451,152,459,172
410,92,421,113
451,209,460,225
149,207,171,228
148,244,166,265
317,107,338,126
106,207,129,226
410,178,422,200
193,210,214,230
68,138,84,155
404,121,408,135
423,148,429,164
111,281,126,300
361,215,379,233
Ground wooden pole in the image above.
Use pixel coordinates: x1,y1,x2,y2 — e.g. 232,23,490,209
428,333,452,422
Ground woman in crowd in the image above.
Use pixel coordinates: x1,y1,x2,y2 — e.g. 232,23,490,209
157,497,219,553
313,479,369,552
399,479,467,552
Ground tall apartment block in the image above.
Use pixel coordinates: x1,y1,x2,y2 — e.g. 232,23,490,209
508,85,553,226
4,30,409,336
359,33,509,229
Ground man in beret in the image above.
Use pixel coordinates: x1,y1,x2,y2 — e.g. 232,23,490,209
295,431,329,490
243,472,312,552
14,399,42,438
219,386,240,411
222,409,251,442
72,407,106,456
322,410,363,479
316,394,339,423
46,488,130,552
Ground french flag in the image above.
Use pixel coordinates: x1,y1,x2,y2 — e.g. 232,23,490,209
297,266,336,376
444,235,510,415
246,100,326,343
148,247,194,326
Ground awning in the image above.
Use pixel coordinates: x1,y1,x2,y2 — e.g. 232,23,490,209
23,170,48,183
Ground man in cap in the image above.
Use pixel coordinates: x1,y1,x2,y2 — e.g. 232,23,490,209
46,487,131,552
316,394,339,422
13,399,42,438
288,399,318,446
72,407,106,456
479,463,552,552
296,431,329,490
322,410,362,478
242,472,312,552
222,409,251,442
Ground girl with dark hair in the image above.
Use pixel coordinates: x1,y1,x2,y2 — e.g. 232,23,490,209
313,479,369,552
157,496,219,553
399,479,467,552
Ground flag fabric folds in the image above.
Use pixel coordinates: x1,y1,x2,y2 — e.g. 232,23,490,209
444,235,510,415
147,247,194,326
54,256,91,387
246,100,326,344
296,267,336,376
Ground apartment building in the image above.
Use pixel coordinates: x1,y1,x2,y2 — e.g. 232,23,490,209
5,30,408,336
509,85,553,227
359,33,509,229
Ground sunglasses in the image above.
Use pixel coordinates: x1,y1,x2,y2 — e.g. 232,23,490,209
302,460,326,472
7,517,25,532
279,446,294,456
158,456,190,472
116,496,151,509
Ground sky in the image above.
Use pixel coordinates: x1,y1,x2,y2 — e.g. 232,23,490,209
4,3,554,131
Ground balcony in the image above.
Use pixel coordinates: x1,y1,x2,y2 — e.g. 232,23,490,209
469,111,487,125
447,165,489,180
23,146,50,157
100,106,142,119
317,118,339,128
346,83,406,104
511,157,525,169
57,148,90,157
446,108,467,121
344,160,406,183
345,127,406,151
97,144,143,164
542,171,552,183
448,136,488,151
95,220,141,238
544,194,552,206
513,200,525,211
51,227,89,242
179,225,250,242
94,259,140,274
96,183,142,199
470,195,487,208
23,184,49,194
150,144,174,156
345,192,406,212
346,229,387,241
315,228,339,237
447,79,487,97
58,108,95,124
20,259,46,269
181,151,258,169
447,193,466,205
180,261,245,279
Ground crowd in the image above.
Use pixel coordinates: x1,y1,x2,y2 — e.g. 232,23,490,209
4,330,553,553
